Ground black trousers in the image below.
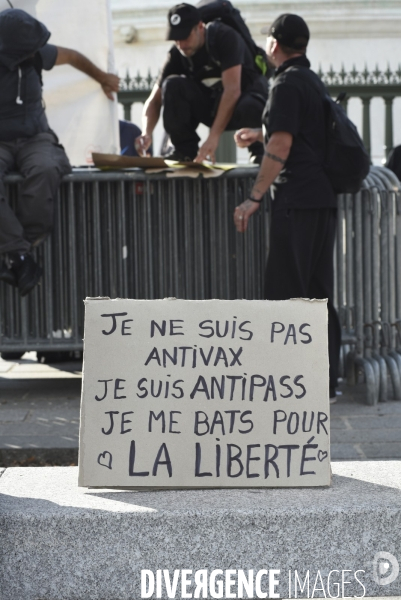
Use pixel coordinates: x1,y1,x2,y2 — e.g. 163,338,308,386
264,207,341,396
0,131,71,255
162,75,266,159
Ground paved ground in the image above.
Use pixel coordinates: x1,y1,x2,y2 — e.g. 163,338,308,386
0,352,401,465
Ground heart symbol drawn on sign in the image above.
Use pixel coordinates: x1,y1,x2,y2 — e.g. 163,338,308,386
318,450,328,462
97,451,112,470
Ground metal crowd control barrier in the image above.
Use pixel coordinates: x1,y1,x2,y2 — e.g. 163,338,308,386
336,166,401,404
0,168,267,353
1,166,401,405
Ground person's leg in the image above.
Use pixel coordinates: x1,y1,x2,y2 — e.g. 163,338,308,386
264,209,310,300
162,76,214,159
306,208,341,398
226,91,267,161
0,141,31,256
264,208,341,398
15,131,71,246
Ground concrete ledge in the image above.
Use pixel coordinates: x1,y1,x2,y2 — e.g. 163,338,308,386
1,462,401,600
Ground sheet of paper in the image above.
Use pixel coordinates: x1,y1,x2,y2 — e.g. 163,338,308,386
79,298,331,488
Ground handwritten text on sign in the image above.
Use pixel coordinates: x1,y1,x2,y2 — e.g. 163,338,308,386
78,299,330,488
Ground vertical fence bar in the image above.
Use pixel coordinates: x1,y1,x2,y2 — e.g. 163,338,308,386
384,96,395,160
362,96,372,157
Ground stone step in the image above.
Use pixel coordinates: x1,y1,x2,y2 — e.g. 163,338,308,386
1,462,400,599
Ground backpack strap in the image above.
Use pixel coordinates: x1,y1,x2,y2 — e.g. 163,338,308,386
205,21,222,67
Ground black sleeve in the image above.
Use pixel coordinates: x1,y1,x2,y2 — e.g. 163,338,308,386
212,25,244,72
266,82,302,136
37,43,58,71
157,46,185,86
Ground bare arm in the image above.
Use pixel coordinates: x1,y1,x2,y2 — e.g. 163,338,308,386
234,131,293,232
132,84,162,156
195,65,242,163
234,128,264,147
55,46,119,100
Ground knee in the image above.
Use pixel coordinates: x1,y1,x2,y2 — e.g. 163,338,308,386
25,162,61,181
162,75,188,99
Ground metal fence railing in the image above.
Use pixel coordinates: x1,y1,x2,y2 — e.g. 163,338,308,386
1,166,401,405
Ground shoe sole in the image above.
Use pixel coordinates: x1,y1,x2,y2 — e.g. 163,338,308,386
19,266,43,297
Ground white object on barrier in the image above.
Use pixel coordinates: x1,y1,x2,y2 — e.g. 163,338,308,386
0,0,119,166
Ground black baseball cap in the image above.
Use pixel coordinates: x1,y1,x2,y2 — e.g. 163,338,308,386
167,3,201,40
261,14,309,49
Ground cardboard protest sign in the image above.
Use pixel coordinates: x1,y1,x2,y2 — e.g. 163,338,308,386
79,298,331,488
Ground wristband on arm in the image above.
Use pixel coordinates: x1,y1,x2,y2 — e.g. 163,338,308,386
248,196,263,203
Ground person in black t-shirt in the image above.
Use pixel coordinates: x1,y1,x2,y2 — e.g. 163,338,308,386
233,14,341,403
135,3,268,163
0,9,119,296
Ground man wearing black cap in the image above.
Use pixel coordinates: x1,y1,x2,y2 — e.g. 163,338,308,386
233,14,341,403
135,2,268,163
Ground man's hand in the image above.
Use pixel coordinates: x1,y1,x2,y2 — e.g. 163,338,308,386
55,47,119,101
134,134,152,157
234,128,263,148
100,73,120,100
233,199,260,232
194,133,219,163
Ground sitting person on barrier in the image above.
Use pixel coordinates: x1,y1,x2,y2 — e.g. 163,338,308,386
134,2,269,163
233,14,342,403
0,8,119,296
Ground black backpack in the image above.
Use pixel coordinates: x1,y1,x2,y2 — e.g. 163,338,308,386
283,66,370,193
196,0,269,77
324,95,370,193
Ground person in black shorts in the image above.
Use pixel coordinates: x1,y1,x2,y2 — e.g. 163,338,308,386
233,14,341,404
135,3,268,163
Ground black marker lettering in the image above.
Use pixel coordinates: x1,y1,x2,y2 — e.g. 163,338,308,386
195,443,212,477
246,444,261,478
114,379,126,400
229,347,243,366
169,411,181,434
152,443,172,477
95,379,112,401
149,411,166,433
238,321,253,341
102,411,119,435
170,320,184,336
264,444,279,478
121,319,133,335
299,323,312,344
101,312,128,335
271,321,285,342
121,411,134,434
128,440,149,477
227,444,244,478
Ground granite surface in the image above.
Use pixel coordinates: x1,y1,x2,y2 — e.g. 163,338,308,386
1,462,401,599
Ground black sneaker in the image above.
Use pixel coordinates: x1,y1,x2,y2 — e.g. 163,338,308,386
163,149,195,162
0,261,16,287
8,253,43,297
